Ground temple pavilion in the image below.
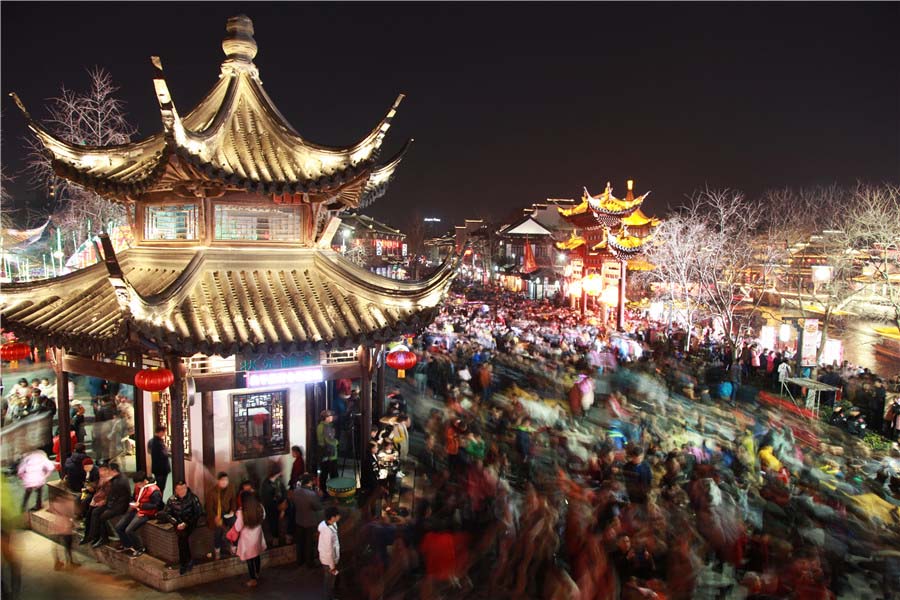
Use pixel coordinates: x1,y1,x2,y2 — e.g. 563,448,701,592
2,15,457,492
556,180,659,327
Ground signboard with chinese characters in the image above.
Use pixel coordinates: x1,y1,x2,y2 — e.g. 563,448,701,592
570,257,584,279
231,389,288,460
601,261,621,286
376,239,383,256
238,351,318,373
402,243,408,257
800,319,820,367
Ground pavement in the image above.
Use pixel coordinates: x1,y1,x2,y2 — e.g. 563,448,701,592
5,527,327,600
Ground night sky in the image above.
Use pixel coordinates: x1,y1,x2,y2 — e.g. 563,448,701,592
2,2,898,232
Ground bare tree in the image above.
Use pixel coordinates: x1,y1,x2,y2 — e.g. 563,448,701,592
342,244,370,269
0,166,15,230
22,67,136,252
643,214,716,351
844,183,900,332
685,188,786,348
763,186,862,362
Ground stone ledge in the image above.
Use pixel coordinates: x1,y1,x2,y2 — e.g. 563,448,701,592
30,525,297,592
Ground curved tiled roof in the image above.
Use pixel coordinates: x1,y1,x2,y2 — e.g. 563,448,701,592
1,246,457,357
11,15,408,206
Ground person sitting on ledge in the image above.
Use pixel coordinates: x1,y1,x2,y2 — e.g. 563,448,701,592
115,471,162,557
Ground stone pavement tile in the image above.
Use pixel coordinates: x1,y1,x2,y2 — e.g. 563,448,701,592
9,529,326,600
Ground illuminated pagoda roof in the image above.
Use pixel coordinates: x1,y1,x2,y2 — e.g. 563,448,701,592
11,15,409,209
0,242,457,356
555,231,586,251
607,231,653,258
2,15,458,357
621,207,661,229
558,198,605,230
584,181,649,228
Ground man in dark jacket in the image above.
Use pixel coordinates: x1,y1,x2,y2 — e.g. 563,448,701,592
292,475,323,567
161,481,203,574
89,462,131,547
148,426,171,495
63,443,90,492
622,445,652,504
260,462,288,546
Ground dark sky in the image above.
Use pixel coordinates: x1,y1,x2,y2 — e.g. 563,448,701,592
2,2,898,231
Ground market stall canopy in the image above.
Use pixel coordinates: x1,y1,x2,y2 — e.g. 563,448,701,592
0,241,458,356
10,15,409,209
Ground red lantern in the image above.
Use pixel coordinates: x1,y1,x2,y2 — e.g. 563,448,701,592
386,347,417,371
1,342,31,362
134,367,175,392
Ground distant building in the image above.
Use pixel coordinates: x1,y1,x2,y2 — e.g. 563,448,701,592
334,213,408,278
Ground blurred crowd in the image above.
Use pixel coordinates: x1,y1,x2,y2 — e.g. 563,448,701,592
3,283,900,599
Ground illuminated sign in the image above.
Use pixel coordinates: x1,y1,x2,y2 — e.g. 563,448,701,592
376,239,383,256
402,243,408,257
423,217,442,222
245,366,323,388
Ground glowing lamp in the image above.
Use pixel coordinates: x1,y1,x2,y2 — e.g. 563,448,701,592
582,274,603,296
134,367,175,393
0,342,31,362
779,323,792,342
627,179,634,191
386,346,417,378
600,287,620,306
812,265,832,282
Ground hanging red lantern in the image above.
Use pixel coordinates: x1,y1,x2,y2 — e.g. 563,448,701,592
1,342,31,362
134,367,175,392
386,346,417,378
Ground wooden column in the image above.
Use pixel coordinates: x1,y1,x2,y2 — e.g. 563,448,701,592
54,348,71,465
359,347,372,466
375,344,386,420
617,259,627,331
130,352,147,474
201,391,215,471
306,383,320,471
166,355,186,484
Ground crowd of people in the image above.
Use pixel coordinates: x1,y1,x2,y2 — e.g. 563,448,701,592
4,283,900,599
332,285,900,599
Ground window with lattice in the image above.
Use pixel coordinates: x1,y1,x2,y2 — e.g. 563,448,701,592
145,204,198,240
214,205,301,241
231,389,289,460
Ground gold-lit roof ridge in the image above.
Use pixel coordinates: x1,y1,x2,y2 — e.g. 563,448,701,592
11,15,409,205
0,245,459,356
584,182,649,216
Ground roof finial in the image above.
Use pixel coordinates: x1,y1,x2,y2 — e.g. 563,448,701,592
222,15,257,62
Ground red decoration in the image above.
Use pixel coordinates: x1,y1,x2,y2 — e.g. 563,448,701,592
386,347,417,371
1,342,31,362
134,367,175,392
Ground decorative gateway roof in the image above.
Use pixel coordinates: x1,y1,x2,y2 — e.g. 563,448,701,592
10,15,409,209
555,232,586,251
0,240,457,356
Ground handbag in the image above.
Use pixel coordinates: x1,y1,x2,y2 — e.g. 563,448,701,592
226,525,239,543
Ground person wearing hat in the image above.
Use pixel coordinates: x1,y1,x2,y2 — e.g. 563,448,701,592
316,410,339,494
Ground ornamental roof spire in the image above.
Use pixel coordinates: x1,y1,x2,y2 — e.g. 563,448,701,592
221,14,260,80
